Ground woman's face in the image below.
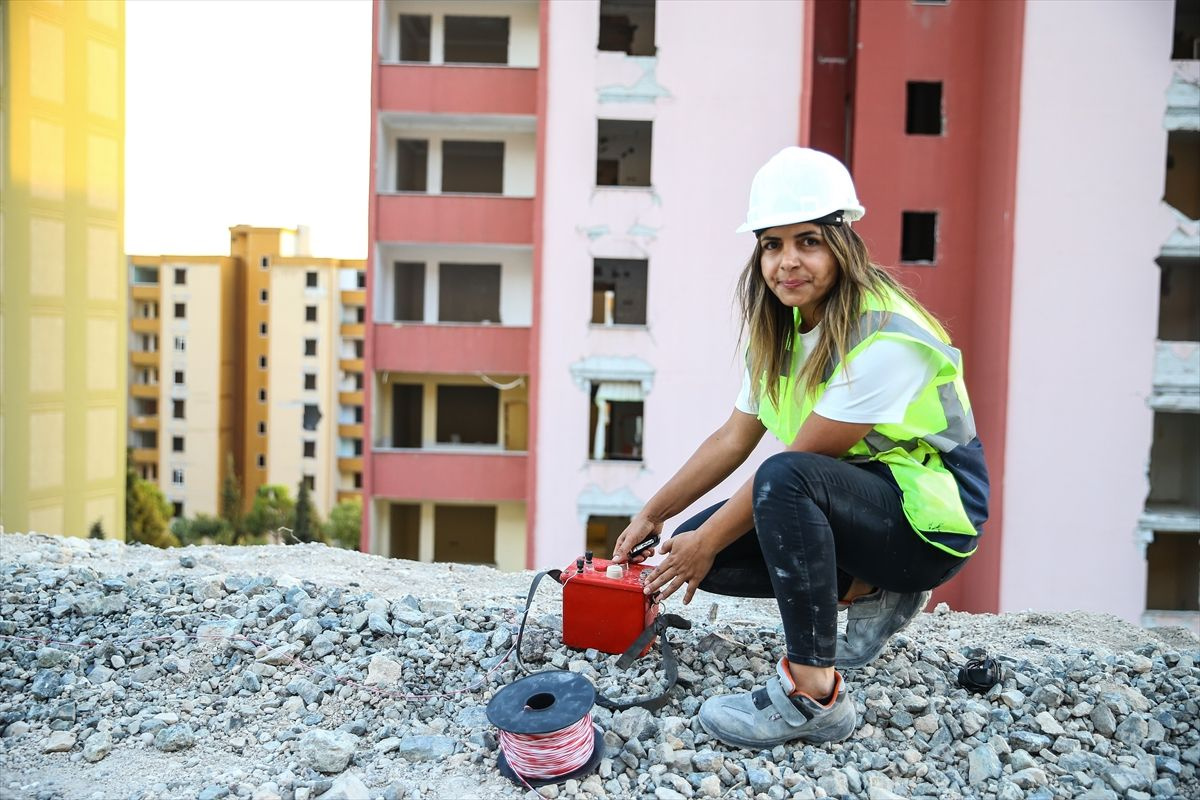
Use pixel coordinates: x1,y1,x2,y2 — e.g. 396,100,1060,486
759,222,840,320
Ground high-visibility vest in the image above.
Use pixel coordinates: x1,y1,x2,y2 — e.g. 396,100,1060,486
755,288,987,557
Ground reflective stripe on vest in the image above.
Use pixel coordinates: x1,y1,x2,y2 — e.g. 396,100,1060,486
756,289,980,557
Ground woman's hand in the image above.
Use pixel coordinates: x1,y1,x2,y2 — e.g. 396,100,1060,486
612,515,662,564
644,533,715,605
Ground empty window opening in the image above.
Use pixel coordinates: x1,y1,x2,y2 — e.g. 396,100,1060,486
174,302,186,319
172,468,184,487
395,262,425,322
596,120,652,187
1158,263,1200,341
259,355,267,370
174,336,185,351
306,271,319,288
586,515,631,559
396,139,429,192
442,140,504,194
260,289,269,303
353,472,363,488
434,505,496,564
173,399,185,419
173,370,184,385
589,382,644,461
172,501,184,518
437,385,499,445
444,15,509,65
303,441,316,458
399,14,432,62
1165,131,1200,220
389,503,421,560
258,421,266,435
356,306,366,322
304,338,318,356
305,305,318,322
392,384,423,448
302,404,322,432
592,258,648,325
1146,532,1199,612
131,430,157,449
174,268,186,285
1148,414,1200,510
303,475,316,492
905,81,943,135
258,388,267,403
132,265,159,284
260,322,269,336
304,373,317,391
439,263,501,323
598,0,656,56
133,398,158,417
257,454,265,468
1172,0,1200,59
900,211,938,264
172,436,184,453
260,256,270,268
357,271,366,289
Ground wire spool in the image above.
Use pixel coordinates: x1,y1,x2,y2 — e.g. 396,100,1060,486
485,670,604,787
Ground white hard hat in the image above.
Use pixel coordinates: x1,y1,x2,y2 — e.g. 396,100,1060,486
736,147,866,234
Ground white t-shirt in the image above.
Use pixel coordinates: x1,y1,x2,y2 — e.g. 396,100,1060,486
735,325,938,426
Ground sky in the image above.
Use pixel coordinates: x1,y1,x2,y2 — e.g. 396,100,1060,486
125,0,373,259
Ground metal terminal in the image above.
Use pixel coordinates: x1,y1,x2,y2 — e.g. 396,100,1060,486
575,557,585,574
584,551,594,571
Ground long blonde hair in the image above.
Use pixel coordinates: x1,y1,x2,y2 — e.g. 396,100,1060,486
736,224,949,409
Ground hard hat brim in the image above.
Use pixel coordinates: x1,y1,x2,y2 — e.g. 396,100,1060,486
736,204,865,234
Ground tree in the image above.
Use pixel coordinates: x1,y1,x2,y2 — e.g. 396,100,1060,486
324,498,362,551
172,513,229,547
292,480,324,543
88,519,105,540
245,484,296,539
127,479,179,548
220,454,246,544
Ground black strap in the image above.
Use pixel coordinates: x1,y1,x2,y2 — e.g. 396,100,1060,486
512,569,692,712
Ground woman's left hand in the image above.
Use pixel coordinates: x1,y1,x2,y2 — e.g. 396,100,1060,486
644,533,715,605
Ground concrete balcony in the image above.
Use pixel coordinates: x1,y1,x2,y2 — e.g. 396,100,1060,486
371,448,527,503
337,490,362,504
131,285,160,301
373,323,530,375
341,290,366,306
130,351,159,367
130,415,158,431
131,448,158,465
130,383,159,399
339,390,365,406
340,323,366,338
131,317,160,334
376,194,533,246
1151,340,1200,413
378,63,537,116
338,424,365,439
339,358,365,373
338,457,364,473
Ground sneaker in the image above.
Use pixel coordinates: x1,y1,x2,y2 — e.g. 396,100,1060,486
836,589,932,669
698,658,856,748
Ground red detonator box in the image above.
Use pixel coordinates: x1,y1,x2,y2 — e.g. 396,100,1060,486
561,557,658,656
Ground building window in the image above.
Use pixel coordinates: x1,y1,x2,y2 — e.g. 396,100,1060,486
172,468,184,487
598,0,656,56
174,370,184,385
354,405,364,423
437,385,499,445
900,211,938,264
258,421,267,435
174,267,186,285
303,404,322,431
303,474,316,492
260,322,268,336
173,399,185,419
439,263,500,323
257,454,266,468
304,338,318,357
172,436,184,453
303,440,316,458
305,305,318,322
258,388,267,403
399,14,431,62
356,306,366,323
306,271,319,288
394,261,425,322
259,355,267,369
433,505,496,564
260,289,269,303
353,472,362,489
304,373,317,391
442,141,504,194
905,81,944,136
356,271,366,289
592,258,648,325
353,373,365,390
261,256,270,268
596,120,652,187
396,139,429,192
444,15,510,65
172,501,184,518
174,303,186,319
589,381,643,461
587,515,632,560
392,384,423,448
174,336,186,352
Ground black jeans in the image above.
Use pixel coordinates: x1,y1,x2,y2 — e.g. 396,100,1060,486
676,451,967,668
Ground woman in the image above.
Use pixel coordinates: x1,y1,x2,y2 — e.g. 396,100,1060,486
611,147,989,749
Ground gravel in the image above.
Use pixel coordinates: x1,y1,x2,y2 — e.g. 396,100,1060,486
1,532,1198,800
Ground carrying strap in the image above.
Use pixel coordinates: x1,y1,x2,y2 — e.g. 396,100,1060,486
512,569,692,712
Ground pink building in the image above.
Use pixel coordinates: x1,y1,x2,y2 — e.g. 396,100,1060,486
364,0,1197,628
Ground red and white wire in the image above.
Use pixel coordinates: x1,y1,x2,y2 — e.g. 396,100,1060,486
497,712,597,782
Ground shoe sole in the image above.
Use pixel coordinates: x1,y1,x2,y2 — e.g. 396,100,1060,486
837,590,932,670
698,712,854,749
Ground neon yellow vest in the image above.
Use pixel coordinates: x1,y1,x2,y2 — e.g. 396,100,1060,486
756,288,979,557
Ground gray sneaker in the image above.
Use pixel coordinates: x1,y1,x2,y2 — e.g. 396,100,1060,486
836,589,932,669
698,659,856,749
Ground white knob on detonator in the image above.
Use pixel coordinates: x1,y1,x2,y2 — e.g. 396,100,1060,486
605,563,624,580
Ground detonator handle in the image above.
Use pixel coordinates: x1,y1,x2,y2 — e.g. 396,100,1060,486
630,533,660,559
